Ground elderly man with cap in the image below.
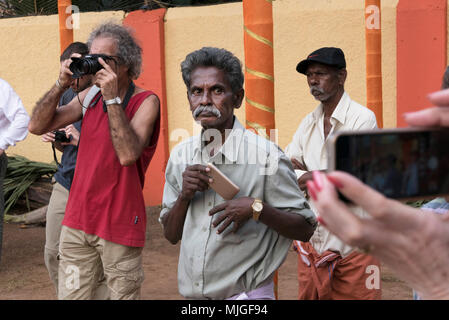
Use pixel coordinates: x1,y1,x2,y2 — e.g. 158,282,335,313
285,47,381,300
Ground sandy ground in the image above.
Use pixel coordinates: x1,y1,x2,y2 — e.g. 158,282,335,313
0,207,412,300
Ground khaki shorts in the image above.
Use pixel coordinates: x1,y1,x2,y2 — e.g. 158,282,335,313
58,226,144,300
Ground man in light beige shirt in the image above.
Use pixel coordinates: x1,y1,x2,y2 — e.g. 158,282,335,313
160,47,316,300
285,47,381,299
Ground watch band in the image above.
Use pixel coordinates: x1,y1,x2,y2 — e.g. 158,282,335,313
104,96,122,106
103,82,135,113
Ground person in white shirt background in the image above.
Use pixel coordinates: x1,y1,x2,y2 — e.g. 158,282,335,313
0,77,30,264
285,47,381,299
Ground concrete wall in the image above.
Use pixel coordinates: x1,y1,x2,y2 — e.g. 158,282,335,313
0,0,425,162
164,0,399,152
273,0,398,149
164,3,246,149
0,11,123,162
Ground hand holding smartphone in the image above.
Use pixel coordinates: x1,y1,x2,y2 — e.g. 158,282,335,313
207,163,240,200
328,127,449,201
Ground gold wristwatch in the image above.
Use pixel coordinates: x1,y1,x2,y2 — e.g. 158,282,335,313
251,199,263,222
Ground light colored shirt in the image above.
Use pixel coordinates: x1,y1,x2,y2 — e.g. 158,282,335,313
0,78,29,151
160,117,316,300
421,198,449,215
285,92,377,257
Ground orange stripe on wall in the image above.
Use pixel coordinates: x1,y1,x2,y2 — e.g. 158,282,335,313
123,9,169,206
396,0,447,127
58,0,73,54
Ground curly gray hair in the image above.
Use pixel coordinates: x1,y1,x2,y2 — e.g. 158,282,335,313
87,22,142,79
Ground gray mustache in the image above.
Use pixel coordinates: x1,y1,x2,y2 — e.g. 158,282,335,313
193,105,222,119
310,86,324,95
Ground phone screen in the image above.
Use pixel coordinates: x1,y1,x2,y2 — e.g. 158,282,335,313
335,128,449,199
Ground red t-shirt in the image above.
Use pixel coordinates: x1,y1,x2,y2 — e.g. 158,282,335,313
63,90,160,247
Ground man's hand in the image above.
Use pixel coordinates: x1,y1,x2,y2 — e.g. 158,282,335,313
298,172,313,191
61,124,80,147
41,132,56,143
209,197,254,234
42,130,64,152
291,158,307,171
180,164,211,202
57,54,80,89
95,57,119,101
290,158,312,191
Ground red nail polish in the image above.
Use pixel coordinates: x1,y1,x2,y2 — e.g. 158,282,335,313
306,180,317,201
312,171,323,191
327,175,344,189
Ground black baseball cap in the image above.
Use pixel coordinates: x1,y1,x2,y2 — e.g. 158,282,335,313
296,47,346,74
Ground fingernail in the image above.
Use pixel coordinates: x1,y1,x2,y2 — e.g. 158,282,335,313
317,216,327,226
312,171,323,191
327,175,344,189
306,180,317,201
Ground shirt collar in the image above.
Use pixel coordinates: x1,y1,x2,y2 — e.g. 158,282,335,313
192,116,244,163
311,91,350,125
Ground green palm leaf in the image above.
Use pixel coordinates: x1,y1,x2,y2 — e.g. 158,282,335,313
3,155,57,215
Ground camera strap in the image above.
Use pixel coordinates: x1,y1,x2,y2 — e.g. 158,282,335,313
82,85,101,117
102,81,135,113
52,143,60,167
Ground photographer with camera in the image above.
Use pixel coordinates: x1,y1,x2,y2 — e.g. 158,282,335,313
29,23,160,300
40,42,106,298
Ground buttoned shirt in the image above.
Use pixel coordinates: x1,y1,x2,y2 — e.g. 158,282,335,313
285,92,377,257
0,78,29,151
160,117,316,299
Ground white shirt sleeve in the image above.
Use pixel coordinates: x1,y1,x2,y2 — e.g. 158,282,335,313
0,80,30,150
284,124,308,179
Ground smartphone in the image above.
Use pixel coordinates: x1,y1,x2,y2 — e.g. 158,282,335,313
207,163,240,200
328,127,449,201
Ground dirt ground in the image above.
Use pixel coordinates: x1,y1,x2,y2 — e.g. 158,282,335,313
0,207,412,300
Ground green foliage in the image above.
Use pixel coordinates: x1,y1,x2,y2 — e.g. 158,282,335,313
0,0,241,17
406,199,430,208
3,155,57,215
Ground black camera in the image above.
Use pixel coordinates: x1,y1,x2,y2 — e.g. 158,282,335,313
69,54,114,79
53,130,71,143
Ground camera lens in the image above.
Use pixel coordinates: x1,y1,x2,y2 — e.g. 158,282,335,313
69,54,109,78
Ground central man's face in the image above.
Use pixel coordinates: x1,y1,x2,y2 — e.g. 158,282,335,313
188,66,242,131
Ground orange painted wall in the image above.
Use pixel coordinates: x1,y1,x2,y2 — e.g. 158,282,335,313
396,0,447,127
123,9,169,206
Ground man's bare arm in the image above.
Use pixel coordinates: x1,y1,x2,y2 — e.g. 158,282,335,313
28,57,84,135
106,94,160,166
29,86,85,135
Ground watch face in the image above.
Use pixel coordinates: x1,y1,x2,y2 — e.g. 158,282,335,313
116,97,122,104
253,202,263,211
